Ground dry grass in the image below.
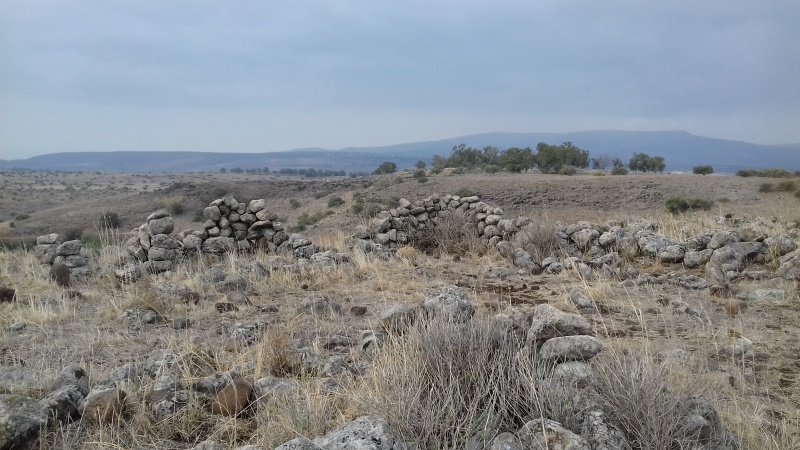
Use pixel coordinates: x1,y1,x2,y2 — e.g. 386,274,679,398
0,172,798,449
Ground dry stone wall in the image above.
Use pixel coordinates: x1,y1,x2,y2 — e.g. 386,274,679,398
31,193,799,285
33,234,90,279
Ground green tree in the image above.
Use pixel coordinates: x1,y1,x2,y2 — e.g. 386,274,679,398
535,142,590,173
498,147,536,173
415,160,426,170
374,161,397,175
693,165,713,175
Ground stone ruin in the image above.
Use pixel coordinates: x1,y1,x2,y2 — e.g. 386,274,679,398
32,193,800,286
33,233,90,280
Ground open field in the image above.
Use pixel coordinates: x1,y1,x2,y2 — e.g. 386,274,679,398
0,169,799,449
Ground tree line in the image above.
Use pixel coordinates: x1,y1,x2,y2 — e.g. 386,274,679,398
423,143,666,175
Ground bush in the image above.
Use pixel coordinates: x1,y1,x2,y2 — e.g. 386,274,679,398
80,231,102,250
100,212,120,229
313,191,331,200
611,165,629,175
692,165,713,175
374,161,398,175
192,210,205,222
288,210,334,232
289,199,301,209
558,165,577,176
758,183,774,193
454,187,476,198
327,196,345,207
416,176,429,183
484,165,500,174
410,213,482,257
737,168,793,178
155,195,185,215
413,169,427,179
593,171,606,176
775,180,796,192
15,214,29,221
664,197,715,214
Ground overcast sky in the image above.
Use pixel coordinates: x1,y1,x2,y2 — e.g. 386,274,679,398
2,1,799,159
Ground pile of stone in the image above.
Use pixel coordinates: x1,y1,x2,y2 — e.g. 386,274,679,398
34,233,90,280
353,194,511,250
125,209,184,274
197,196,289,253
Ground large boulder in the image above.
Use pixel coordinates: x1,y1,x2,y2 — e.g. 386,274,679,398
276,416,407,450
537,335,604,362
705,242,765,283
527,304,593,348
0,394,48,449
776,249,800,281
421,285,475,323
517,418,591,449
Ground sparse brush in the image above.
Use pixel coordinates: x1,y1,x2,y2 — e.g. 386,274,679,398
409,212,482,257
355,316,536,448
155,195,185,215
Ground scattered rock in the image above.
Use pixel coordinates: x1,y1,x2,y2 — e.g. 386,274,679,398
537,335,604,362
380,303,417,334
527,304,593,348
517,418,591,450
0,394,48,450
421,285,475,322
0,286,15,303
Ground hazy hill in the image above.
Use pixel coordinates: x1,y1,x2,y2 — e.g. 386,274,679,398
1,130,797,173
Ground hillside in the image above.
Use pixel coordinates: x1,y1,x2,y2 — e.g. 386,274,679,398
1,130,798,173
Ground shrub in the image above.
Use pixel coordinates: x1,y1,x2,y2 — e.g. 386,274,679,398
692,165,713,175
63,228,83,241
737,168,793,178
100,212,120,229
416,176,429,183
454,187,476,198
664,197,715,214
409,213,482,257
795,189,800,198
15,214,29,221
192,210,205,222
758,183,774,193
484,164,500,174
558,165,577,176
155,195,185,215
775,180,796,192
80,231,102,250
413,169,427,179
611,165,629,175
593,171,606,176
289,198,301,209
313,191,331,200
358,316,534,449
374,161,398,175
327,196,345,207
8,221,13,228
288,210,334,232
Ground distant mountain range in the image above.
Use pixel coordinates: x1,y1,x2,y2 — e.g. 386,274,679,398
1,130,798,173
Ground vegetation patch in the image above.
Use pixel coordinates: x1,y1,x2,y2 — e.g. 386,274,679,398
155,195,185,215
664,197,715,214
288,210,334,232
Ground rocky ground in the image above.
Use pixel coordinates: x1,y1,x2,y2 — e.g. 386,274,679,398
0,170,798,449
